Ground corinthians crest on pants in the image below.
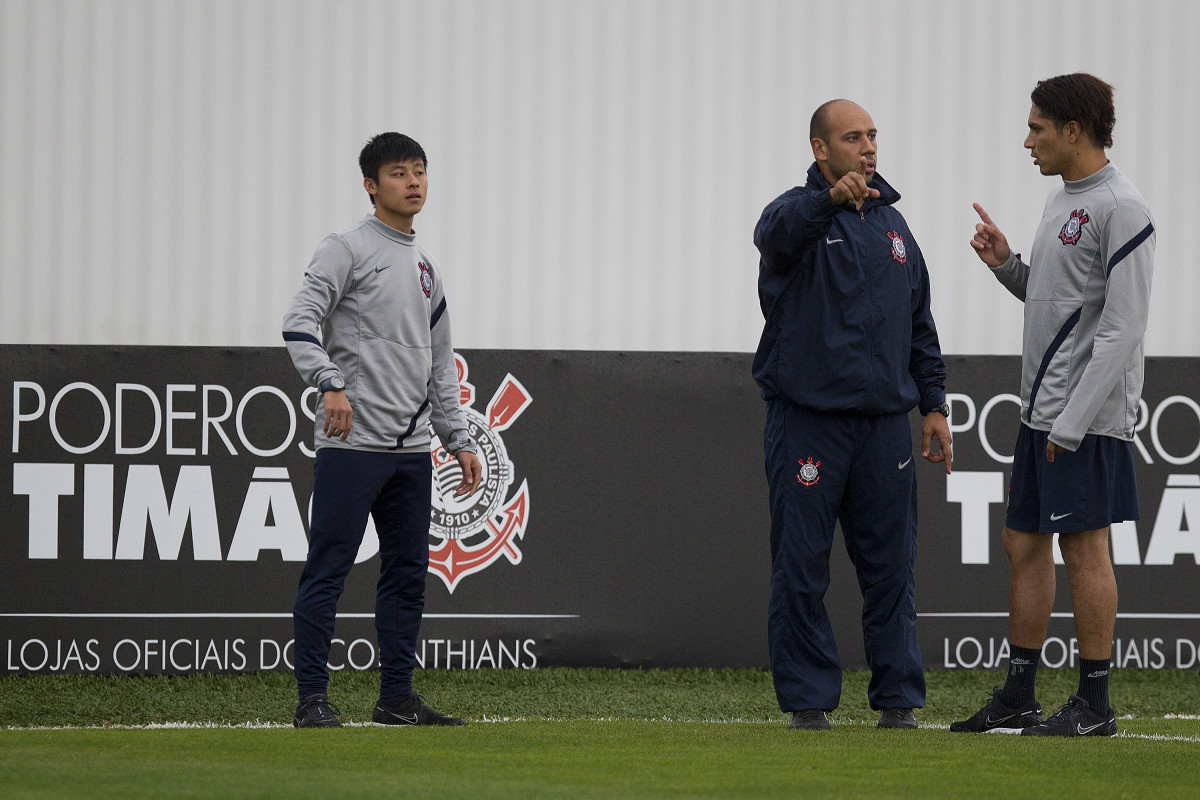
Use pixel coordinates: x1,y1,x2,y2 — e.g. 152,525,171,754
428,353,531,593
797,456,821,486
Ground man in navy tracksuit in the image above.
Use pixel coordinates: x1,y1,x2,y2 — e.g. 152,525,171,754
753,100,953,730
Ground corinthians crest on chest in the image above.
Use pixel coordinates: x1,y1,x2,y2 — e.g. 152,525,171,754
1059,208,1090,246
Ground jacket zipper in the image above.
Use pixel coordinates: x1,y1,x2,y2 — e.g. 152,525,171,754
859,211,876,401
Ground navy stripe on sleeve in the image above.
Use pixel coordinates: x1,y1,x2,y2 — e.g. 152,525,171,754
1107,222,1154,276
282,331,322,346
1026,308,1082,423
430,298,447,329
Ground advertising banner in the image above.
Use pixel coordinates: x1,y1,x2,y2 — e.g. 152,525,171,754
2,347,1197,675
919,355,1200,672
1,347,771,675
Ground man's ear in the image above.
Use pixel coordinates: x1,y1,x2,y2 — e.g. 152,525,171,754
363,176,377,197
1063,120,1082,143
811,137,828,162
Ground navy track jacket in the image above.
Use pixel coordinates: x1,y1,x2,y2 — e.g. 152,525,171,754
753,163,946,416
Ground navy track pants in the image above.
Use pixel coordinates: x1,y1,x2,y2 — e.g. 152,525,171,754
293,448,432,702
764,399,925,712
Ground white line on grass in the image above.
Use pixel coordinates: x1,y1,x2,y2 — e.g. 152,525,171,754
6,719,1199,741
1116,732,1200,742
912,618,1200,623
0,618,580,623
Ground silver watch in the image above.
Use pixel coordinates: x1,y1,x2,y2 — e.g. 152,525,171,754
319,375,345,393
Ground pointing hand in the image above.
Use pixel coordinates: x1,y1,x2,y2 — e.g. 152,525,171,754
830,157,881,210
970,203,1012,267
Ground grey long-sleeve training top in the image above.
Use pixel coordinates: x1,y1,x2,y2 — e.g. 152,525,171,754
282,214,475,456
990,163,1155,451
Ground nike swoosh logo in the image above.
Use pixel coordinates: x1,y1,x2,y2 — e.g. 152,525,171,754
897,457,912,469
825,236,844,245
374,264,391,273
1050,512,1072,521
1076,721,1107,735
985,714,1014,727
375,705,419,725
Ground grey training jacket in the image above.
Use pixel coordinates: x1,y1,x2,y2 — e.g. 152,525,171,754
282,214,475,455
990,163,1155,451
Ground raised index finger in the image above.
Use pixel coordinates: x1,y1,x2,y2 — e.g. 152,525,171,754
856,156,870,175
972,202,996,227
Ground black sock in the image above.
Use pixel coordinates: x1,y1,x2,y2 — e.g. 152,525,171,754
1077,658,1111,713
998,645,1042,707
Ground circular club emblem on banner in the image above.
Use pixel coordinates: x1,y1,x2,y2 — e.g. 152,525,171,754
428,354,531,592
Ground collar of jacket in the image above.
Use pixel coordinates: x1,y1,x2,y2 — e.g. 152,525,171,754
805,162,901,212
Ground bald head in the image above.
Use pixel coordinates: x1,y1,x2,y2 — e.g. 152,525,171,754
810,99,868,143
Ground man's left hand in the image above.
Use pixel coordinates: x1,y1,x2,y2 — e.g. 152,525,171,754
454,451,482,496
1046,441,1065,463
921,412,953,474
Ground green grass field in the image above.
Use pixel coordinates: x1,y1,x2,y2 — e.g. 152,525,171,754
2,667,1198,799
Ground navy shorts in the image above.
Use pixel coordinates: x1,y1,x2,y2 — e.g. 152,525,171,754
1005,424,1139,534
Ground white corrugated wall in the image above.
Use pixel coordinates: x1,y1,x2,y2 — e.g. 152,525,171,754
1,0,1196,354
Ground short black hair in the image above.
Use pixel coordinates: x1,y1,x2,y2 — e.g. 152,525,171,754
359,133,428,205
809,99,848,142
1031,73,1116,148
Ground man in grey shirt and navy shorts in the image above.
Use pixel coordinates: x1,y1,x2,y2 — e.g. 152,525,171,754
953,74,1155,737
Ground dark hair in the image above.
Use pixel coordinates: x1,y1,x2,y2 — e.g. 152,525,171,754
1031,73,1115,148
359,133,428,205
809,99,848,142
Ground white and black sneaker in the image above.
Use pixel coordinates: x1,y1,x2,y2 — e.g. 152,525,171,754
294,694,342,728
1020,695,1116,737
950,687,1043,733
789,709,831,730
373,692,465,726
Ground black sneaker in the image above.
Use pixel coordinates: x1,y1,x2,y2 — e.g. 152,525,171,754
877,708,918,729
294,694,342,728
950,686,1043,733
372,693,465,726
789,709,830,730
1020,695,1116,737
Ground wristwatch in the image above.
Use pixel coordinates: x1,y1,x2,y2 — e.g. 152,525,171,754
927,402,950,417
318,375,345,393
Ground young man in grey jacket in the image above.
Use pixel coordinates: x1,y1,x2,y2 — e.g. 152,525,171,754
954,74,1155,737
283,132,481,727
